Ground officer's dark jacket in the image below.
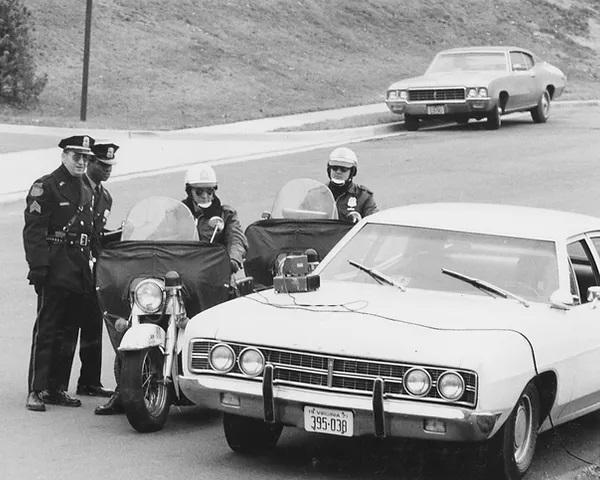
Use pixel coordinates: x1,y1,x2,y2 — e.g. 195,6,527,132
329,181,378,223
23,165,95,293
83,175,113,257
182,196,248,267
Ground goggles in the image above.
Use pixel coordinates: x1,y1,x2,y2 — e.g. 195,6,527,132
192,187,216,196
330,165,351,172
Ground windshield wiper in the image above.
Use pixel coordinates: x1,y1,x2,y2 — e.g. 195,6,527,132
348,260,406,291
441,268,529,308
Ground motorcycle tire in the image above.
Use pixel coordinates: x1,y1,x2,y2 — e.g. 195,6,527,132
120,347,172,433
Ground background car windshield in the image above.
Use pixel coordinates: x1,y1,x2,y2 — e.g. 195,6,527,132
427,52,507,73
320,224,559,302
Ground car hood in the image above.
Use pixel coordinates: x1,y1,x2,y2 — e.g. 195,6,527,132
186,281,548,369
387,71,503,90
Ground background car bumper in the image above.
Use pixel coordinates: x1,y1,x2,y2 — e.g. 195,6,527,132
386,99,494,117
179,374,503,442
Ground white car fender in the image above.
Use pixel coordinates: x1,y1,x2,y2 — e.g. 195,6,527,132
118,323,166,351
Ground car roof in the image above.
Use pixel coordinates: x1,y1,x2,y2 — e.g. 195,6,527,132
366,203,600,242
438,46,530,55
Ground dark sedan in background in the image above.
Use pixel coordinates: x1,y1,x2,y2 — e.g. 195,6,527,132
385,46,567,131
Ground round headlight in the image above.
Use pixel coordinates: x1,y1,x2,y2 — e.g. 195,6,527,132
437,371,465,401
399,90,408,100
387,90,398,100
467,88,477,98
238,348,265,377
478,87,488,97
209,344,235,372
134,279,164,313
404,368,431,397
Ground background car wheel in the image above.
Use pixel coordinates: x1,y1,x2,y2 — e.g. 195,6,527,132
485,105,502,130
484,382,540,480
223,413,283,453
404,114,419,131
530,90,550,123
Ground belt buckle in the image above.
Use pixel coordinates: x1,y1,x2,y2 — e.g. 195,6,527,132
80,233,89,247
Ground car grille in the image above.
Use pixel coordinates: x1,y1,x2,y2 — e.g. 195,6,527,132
408,88,465,102
189,339,477,408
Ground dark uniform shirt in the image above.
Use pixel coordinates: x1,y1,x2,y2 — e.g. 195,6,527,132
83,175,113,258
23,165,95,293
182,196,247,267
328,181,378,223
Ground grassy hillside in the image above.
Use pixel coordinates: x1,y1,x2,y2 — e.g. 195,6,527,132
1,0,598,129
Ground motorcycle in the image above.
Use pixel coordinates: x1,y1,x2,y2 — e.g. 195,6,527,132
244,178,353,288
95,196,232,432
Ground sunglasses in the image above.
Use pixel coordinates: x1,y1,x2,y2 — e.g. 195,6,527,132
330,166,351,172
192,187,216,195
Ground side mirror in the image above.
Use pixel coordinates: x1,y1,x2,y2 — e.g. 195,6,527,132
208,216,225,243
549,289,574,310
587,286,600,307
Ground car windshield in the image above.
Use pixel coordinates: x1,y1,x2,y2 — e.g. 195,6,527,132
427,52,507,73
320,224,559,303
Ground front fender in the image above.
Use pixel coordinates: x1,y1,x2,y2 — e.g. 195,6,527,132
118,323,166,351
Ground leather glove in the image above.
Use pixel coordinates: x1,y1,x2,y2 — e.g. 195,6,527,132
28,266,48,294
230,259,241,274
348,211,362,224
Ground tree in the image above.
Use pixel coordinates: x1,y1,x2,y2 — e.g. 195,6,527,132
0,0,47,106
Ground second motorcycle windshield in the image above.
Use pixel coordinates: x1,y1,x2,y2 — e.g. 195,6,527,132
121,196,199,241
270,178,338,220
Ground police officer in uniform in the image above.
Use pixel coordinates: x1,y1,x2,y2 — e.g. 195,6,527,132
76,144,119,398
24,135,96,411
326,147,378,223
181,164,247,273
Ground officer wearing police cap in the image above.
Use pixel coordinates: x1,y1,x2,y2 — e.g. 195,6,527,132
23,135,97,411
326,147,378,223
75,143,120,400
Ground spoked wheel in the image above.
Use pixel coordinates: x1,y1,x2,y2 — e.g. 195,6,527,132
121,347,171,433
223,413,283,453
484,382,540,480
530,90,550,123
485,104,502,130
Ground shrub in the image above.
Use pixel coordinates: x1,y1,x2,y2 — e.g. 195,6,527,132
0,0,47,106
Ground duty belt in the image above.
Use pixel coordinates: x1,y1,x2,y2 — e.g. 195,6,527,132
46,232,90,247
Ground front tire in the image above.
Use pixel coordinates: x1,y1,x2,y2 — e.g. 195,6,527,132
404,114,419,131
530,90,550,123
486,104,502,130
120,348,171,433
223,413,283,453
485,382,540,479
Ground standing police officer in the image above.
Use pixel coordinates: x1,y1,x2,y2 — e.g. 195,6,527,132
76,143,119,398
326,147,378,223
24,135,96,411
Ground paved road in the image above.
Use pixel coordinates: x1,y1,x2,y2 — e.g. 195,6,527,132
2,106,600,479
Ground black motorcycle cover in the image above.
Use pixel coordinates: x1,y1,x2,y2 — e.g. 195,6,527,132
96,241,230,319
244,219,353,287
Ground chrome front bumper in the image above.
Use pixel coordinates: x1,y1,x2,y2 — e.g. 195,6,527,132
386,99,494,117
179,369,502,442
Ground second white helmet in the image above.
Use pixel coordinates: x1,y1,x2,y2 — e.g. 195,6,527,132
328,147,358,169
185,164,217,187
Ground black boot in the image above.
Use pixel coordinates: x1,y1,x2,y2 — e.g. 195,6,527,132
26,391,46,412
43,390,82,407
94,391,123,415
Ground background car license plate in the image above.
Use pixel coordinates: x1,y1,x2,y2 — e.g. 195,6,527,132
304,406,353,437
427,104,445,115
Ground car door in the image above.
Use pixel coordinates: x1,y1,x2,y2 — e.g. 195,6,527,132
506,51,537,110
557,236,600,420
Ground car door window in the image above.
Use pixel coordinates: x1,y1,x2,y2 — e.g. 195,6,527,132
510,52,527,71
522,53,534,69
567,240,600,303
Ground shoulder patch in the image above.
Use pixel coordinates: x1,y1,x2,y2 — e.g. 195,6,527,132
29,183,44,197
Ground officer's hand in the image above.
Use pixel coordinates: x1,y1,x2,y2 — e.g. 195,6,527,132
230,259,241,274
28,266,48,292
348,211,362,224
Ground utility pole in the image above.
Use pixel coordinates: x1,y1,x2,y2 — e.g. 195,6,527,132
80,0,93,121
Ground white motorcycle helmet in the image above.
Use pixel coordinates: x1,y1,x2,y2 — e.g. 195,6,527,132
185,164,218,188
327,147,358,184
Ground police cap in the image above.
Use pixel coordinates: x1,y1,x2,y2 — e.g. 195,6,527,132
58,135,95,154
92,143,119,165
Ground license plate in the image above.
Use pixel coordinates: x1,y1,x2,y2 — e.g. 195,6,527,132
427,105,445,115
304,406,353,437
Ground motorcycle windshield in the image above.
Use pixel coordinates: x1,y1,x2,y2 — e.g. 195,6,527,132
121,196,199,241
270,178,338,220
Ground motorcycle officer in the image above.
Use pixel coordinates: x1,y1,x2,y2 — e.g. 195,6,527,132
326,147,378,223
181,164,247,273
24,135,96,411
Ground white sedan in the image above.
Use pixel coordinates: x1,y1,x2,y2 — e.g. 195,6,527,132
179,203,600,480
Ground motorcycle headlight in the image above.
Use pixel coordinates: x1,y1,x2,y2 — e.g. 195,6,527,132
238,347,265,377
133,279,164,313
478,87,488,97
209,343,235,373
437,371,465,401
404,368,431,396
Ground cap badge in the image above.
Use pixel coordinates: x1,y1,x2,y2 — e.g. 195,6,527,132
83,136,90,148
347,197,357,208
107,147,114,159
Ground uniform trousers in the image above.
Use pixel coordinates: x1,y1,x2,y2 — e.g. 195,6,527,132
77,293,103,387
28,286,84,393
